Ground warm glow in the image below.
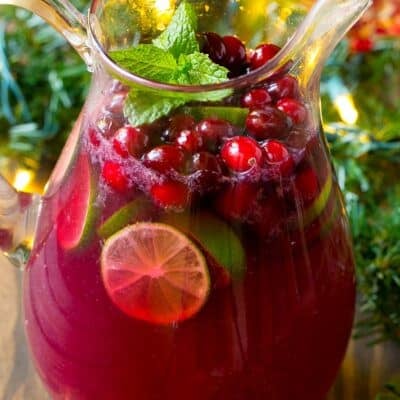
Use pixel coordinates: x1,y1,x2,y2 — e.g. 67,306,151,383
13,169,34,192
334,94,359,125
155,0,172,13
153,0,175,29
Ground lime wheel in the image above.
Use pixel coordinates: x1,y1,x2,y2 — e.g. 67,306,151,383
101,223,210,325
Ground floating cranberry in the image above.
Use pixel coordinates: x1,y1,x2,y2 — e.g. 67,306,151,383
277,98,307,125
201,32,227,66
175,129,203,153
241,88,272,109
113,126,149,158
190,152,222,173
266,75,300,101
195,118,235,151
96,112,123,138
150,180,189,209
102,161,129,192
295,167,319,203
189,152,222,190
222,35,247,73
88,126,101,147
142,145,186,173
221,136,263,172
164,114,196,142
246,107,291,140
105,93,127,115
215,181,259,220
250,43,281,70
263,140,294,177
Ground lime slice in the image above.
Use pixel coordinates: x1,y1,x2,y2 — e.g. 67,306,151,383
57,153,97,250
97,198,151,239
162,212,246,282
101,222,210,325
303,173,333,227
182,106,248,126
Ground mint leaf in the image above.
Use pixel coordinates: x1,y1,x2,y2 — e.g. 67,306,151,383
178,53,228,85
124,91,186,126
110,45,177,82
153,1,199,58
123,52,231,125
111,1,233,126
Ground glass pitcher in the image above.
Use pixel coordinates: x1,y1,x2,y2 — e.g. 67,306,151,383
0,0,370,399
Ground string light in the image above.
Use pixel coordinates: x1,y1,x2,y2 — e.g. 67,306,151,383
333,94,359,125
13,169,34,192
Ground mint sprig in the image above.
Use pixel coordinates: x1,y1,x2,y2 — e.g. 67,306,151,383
152,0,199,58
109,0,231,126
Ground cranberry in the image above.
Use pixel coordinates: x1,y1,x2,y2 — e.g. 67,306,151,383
96,112,124,138
195,118,235,151
150,180,189,209
241,88,272,109
88,126,101,147
277,98,307,125
189,152,222,190
201,32,227,66
222,35,247,73
102,161,129,192
105,93,127,115
164,114,196,142
263,140,294,177
250,43,281,70
113,126,149,158
175,129,203,153
215,181,259,220
266,75,300,101
294,167,319,203
142,145,186,173
246,107,291,140
221,136,263,172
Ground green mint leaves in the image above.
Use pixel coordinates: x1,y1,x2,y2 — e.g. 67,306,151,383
152,1,199,58
109,1,230,126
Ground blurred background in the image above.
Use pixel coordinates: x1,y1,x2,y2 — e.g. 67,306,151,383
1,0,400,398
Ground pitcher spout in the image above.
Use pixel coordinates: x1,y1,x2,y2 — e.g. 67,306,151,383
278,0,372,89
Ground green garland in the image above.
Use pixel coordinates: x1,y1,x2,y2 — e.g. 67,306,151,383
0,4,90,165
322,38,400,345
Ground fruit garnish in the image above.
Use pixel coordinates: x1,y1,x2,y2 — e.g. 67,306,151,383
101,222,210,325
182,106,248,126
161,212,246,282
97,198,152,240
57,152,97,250
302,172,333,227
109,1,231,126
221,136,263,172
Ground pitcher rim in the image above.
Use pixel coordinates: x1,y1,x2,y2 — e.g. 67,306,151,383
87,6,294,93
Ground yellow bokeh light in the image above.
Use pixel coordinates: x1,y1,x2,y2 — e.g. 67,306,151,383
155,0,172,13
13,169,34,192
334,94,359,125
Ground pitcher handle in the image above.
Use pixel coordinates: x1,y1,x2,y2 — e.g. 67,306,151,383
0,0,91,65
0,175,40,268
0,0,90,267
